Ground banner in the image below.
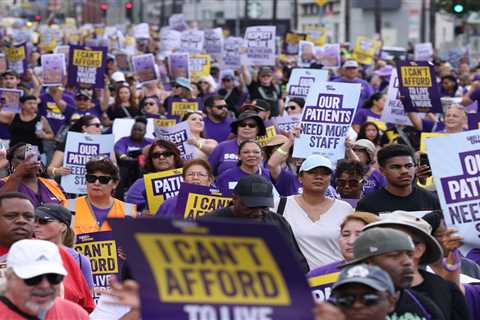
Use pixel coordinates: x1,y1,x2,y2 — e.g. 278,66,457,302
169,53,190,80
154,121,195,161
175,183,231,220
144,168,183,213
203,28,223,59
74,231,122,303
61,132,114,194
286,68,328,104
396,61,442,113
0,89,22,113
108,218,315,320
425,130,480,256
132,54,158,83
293,82,361,161
41,53,65,87
222,37,243,70
244,26,276,66
159,29,181,56
180,30,205,54
189,54,211,81
314,44,341,68
351,36,381,65
414,42,433,61
284,32,306,55
5,43,27,76
381,69,415,126
68,45,107,88
298,41,315,67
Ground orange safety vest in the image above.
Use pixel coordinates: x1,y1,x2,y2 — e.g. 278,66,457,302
65,196,136,235
1,176,66,203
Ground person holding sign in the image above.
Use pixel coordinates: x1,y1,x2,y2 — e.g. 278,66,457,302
351,92,385,133
182,111,218,160
66,158,136,234
245,66,282,116
164,77,199,116
407,104,467,133
156,159,214,217
334,60,374,109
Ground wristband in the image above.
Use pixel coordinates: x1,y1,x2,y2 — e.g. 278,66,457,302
52,168,57,177
442,249,461,272
197,141,204,150
276,147,288,156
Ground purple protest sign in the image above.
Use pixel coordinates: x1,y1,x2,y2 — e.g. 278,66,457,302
203,28,223,59
396,61,442,113
5,43,28,76
41,53,65,87
109,218,315,320
159,28,181,56
132,53,158,84
169,53,190,80
74,231,123,303
67,45,107,89
175,182,231,220
222,37,243,70
0,89,22,113
314,44,341,68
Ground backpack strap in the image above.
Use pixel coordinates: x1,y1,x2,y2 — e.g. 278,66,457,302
277,197,288,216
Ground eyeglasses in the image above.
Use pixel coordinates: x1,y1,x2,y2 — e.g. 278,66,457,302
185,172,209,178
85,174,113,184
151,151,174,159
334,293,382,308
87,123,102,128
24,273,64,286
238,122,257,128
35,217,55,225
336,179,363,188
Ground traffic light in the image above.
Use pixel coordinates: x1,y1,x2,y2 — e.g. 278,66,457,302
125,2,133,21
100,2,108,18
452,2,465,14
34,15,41,22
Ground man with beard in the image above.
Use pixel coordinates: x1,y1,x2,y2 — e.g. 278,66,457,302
356,144,441,214
206,175,309,273
0,239,88,319
344,227,445,320
203,95,233,143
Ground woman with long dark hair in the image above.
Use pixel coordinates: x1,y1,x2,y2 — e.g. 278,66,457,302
104,83,140,126
357,121,382,148
351,92,385,132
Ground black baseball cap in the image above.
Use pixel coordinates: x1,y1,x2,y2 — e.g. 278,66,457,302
230,110,266,136
333,264,395,295
35,204,74,226
234,175,274,208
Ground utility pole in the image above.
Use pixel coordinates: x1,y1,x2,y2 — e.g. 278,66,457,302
374,0,382,35
345,0,351,42
293,0,298,30
244,0,249,32
272,0,277,23
429,0,436,48
420,0,426,42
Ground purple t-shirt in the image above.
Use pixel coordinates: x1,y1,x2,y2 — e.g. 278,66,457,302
0,179,64,208
64,247,94,289
125,178,147,211
421,119,446,133
464,284,480,320
333,77,373,109
215,166,272,196
273,168,301,196
307,261,342,302
155,196,178,218
70,104,103,120
471,88,480,107
362,168,386,195
208,139,239,177
39,93,76,134
90,204,110,226
204,116,234,143
352,108,381,126
466,248,480,266
114,136,154,155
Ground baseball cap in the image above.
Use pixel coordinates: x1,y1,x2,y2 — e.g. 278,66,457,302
299,155,334,174
7,239,68,279
230,110,267,136
111,71,126,82
364,211,443,265
222,73,235,81
35,204,74,226
342,227,415,267
333,264,395,295
343,60,359,68
258,66,273,76
75,90,92,100
253,99,272,112
234,175,274,208
353,139,376,164
175,77,192,91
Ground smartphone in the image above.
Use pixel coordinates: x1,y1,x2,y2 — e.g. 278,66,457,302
419,153,430,167
24,144,39,163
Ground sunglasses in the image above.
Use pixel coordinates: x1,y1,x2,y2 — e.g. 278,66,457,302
238,122,257,128
222,78,233,82
335,293,382,308
76,96,89,101
336,179,363,188
213,105,227,109
35,217,55,225
85,174,113,184
286,105,298,111
24,273,64,286
151,151,174,159
144,101,156,106
87,123,102,128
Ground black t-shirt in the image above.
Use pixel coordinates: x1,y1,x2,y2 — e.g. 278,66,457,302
413,270,470,320
356,186,441,215
217,87,244,116
392,289,446,320
107,105,140,120
247,81,280,116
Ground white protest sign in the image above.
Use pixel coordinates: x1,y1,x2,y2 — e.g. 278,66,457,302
159,28,181,56
244,26,276,66
154,121,195,161
41,53,65,87
298,41,315,67
286,68,328,101
222,37,243,70
381,69,414,126
293,82,361,161
112,118,155,143
179,30,204,54
203,28,223,59
131,53,158,83
168,14,188,32
273,115,301,133
62,132,114,194
133,23,150,39
414,42,434,61
426,130,480,256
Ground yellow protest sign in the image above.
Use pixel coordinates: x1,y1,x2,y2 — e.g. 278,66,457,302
5,46,26,62
154,118,177,127
136,233,291,305
75,236,119,274
72,49,103,68
144,168,183,214
257,126,277,146
183,193,231,220
352,36,382,65
189,54,211,81
399,66,432,87
306,28,329,47
171,101,199,117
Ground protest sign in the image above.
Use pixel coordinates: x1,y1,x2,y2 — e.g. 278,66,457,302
180,30,205,54
314,44,341,68
169,14,188,32
170,100,199,118
159,28,181,56
133,23,149,39
175,183,231,220
114,52,130,72
109,218,315,320
244,26,276,66
5,43,27,76
257,125,277,147
169,53,190,80
352,36,381,65
189,54,211,81
293,82,361,161
62,132,114,194
414,42,434,61
309,271,341,303
284,32,306,55
0,89,22,113
439,47,468,69
298,41,315,67
74,231,122,303
222,37,243,70
41,54,65,86
396,61,442,113
425,130,480,256
0,53,7,73
154,118,177,127
203,28,223,59
286,68,328,104
112,118,156,143
54,45,70,66
132,54,158,83
381,69,415,126
154,121,195,161
144,168,183,213
68,45,107,88
274,115,302,133
306,28,329,46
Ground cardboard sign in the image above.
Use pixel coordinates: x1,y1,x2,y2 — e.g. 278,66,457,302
41,53,65,86
144,168,183,214
352,36,381,65
244,26,276,66
68,45,107,88
154,121,196,161
175,183,231,220
132,53,158,83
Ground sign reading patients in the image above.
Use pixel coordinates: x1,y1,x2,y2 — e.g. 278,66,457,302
109,218,315,320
